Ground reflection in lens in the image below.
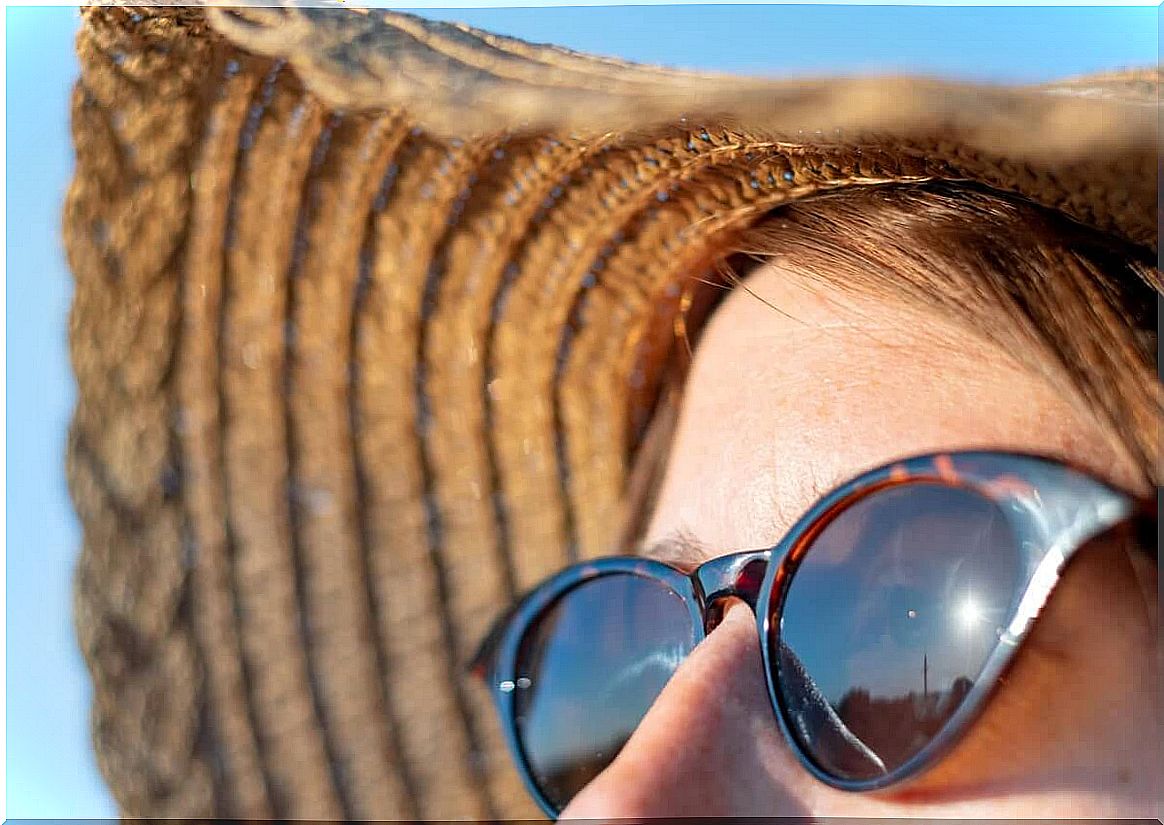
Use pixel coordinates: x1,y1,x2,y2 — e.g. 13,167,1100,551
514,573,697,810
774,484,1022,782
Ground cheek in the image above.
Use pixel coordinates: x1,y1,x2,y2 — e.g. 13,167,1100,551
881,536,1161,807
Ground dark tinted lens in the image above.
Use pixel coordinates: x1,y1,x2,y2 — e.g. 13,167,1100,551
513,573,697,810
774,483,1022,782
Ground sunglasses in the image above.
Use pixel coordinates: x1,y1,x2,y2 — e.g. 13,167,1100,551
469,451,1155,816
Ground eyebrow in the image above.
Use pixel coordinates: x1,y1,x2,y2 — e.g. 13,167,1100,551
636,528,713,570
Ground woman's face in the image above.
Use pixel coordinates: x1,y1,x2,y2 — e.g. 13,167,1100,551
558,261,1160,819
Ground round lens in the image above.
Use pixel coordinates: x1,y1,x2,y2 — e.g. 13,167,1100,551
773,483,1022,783
513,572,697,810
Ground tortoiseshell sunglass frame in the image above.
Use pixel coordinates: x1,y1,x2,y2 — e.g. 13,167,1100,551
471,450,1156,817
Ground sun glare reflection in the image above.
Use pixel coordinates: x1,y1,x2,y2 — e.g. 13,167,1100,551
957,596,982,628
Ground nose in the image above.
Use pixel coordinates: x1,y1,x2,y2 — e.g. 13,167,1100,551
557,600,814,819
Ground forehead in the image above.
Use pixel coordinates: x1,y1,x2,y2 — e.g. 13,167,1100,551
637,261,1135,563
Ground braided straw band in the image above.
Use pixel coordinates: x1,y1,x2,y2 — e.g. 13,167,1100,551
65,4,1158,820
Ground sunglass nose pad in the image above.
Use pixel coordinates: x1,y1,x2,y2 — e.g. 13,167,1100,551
704,602,727,633
733,557,769,608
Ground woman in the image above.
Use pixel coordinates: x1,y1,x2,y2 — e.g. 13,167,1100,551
65,4,1158,820
541,180,1161,818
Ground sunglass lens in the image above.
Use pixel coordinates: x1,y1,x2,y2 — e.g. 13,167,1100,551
512,572,697,810
773,483,1023,782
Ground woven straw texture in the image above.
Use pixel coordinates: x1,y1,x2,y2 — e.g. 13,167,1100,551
64,4,1157,819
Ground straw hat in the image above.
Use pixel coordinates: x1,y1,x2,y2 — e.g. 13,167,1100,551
64,3,1158,819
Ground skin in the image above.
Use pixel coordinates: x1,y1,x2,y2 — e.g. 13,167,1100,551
558,262,1161,819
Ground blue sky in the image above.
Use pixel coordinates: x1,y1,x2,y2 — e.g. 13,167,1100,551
5,4,1157,817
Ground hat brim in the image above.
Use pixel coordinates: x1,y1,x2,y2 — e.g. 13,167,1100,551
203,4,1158,250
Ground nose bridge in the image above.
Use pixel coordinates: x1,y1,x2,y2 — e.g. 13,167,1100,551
557,594,810,820
695,550,771,625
